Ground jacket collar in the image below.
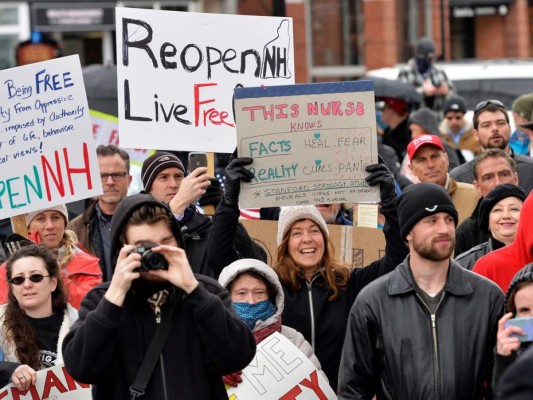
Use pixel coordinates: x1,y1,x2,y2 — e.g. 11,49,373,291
389,255,473,296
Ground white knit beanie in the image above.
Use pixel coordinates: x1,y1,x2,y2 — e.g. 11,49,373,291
276,205,329,245
25,204,69,228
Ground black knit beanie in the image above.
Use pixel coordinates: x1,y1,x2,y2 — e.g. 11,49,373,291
398,182,458,240
141,152,185,193
478,184,526,234
505,263,533,313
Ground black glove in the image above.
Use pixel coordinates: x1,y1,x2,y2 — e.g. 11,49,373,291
365,157,396,206
198,178,223,207
224,156,255,204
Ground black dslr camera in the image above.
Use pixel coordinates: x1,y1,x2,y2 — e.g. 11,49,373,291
131,243,169,272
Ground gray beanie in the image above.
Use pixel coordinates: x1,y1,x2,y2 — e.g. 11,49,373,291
505,263,533,313
398,183,458,240
277,205,329,245
416,37,436,57
410,107,440,135
25,204,69,228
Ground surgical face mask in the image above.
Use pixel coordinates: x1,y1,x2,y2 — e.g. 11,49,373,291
232,300,277,330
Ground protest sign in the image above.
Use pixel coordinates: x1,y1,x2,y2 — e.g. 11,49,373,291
0,55,102,220
115,7,295,153
227,332,336,400
234,81,379,208
0,365,91,399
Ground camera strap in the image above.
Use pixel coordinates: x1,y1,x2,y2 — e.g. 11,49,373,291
129,294,180,400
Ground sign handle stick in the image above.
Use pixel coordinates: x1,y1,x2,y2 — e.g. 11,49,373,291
204,152,216,216
10,215,28,237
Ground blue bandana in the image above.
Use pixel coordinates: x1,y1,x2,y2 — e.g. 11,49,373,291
232,300,277,330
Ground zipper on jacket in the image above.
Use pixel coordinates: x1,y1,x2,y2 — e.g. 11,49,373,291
160,353,168,400
416,292,446,398
305,275,321,351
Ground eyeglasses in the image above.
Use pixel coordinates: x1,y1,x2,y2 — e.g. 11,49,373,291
474,99,505,114
100,172,128,182
9,274,50,286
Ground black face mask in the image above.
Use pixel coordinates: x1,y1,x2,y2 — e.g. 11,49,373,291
416,57,432,74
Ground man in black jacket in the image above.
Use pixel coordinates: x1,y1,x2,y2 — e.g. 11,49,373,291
62,194,255,400
338,183,504,399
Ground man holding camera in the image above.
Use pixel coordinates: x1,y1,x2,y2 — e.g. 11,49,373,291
62,193,256,399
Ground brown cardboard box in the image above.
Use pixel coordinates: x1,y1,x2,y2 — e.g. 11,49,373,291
240,220,386,268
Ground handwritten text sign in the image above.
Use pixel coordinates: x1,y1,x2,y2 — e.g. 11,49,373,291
116,7,295,153
0,365,92,399
235,81,379,208
227,332,336,400
0,55,102,219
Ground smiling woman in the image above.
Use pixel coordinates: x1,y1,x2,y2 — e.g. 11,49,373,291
0,245,78,391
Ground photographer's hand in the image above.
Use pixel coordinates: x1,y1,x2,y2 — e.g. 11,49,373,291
105,245,141,306
149,245,199,294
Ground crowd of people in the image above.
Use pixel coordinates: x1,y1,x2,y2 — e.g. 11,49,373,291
2,48,533,398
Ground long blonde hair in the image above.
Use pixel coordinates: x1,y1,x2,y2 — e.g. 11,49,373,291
273,221,350,301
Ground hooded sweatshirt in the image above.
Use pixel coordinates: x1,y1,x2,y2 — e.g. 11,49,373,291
473,191,533,292
62,194,256,400
218,259,323,371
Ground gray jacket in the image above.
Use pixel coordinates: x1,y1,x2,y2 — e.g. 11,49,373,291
338,256,504,400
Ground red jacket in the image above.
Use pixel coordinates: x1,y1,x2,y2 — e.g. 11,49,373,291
0,246,102,309
473,190,533,293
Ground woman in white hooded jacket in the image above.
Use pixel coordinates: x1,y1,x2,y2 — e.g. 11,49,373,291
218,258,325,386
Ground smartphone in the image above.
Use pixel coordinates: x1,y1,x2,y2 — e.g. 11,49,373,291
505,316,533,342
188,152,207,173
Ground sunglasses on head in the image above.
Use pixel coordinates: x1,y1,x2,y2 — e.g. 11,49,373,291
474,99,505,113
9,274,50,286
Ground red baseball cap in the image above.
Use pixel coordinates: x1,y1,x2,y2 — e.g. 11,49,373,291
407,134,445,161
381,97,409,115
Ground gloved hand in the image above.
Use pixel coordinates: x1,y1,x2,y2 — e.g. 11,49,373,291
365,157,396,206
198,178,223,207
223,371,243,387
224,153,254,205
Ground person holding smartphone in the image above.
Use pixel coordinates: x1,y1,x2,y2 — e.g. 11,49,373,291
140,151,265,277
493,263,533,398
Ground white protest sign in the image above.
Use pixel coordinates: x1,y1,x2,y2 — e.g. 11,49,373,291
235,81,379,208
227,332,336,400
0,55,102,219
116,7,295,153
90,109,153,165
0,365,91,399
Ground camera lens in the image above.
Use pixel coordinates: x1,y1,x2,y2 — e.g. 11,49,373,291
142,250,168,270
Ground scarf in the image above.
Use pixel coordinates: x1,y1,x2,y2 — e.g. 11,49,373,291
232,300,277,330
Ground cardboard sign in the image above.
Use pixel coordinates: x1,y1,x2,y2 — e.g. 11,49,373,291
240,219,386,269
0,365,91,399
227,332,336,400
115,8,295,152
0,55,102,219
234,81,379,209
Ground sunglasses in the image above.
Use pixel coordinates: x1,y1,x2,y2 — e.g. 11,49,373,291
9,274,50,286
474,99,505,113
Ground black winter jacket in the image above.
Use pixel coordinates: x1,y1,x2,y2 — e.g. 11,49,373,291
454,237,505,270
338,257,504,400
62,277,255,400
206,199,408,390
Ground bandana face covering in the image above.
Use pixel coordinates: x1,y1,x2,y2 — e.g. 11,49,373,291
232,300,277,330
416,57,432,75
